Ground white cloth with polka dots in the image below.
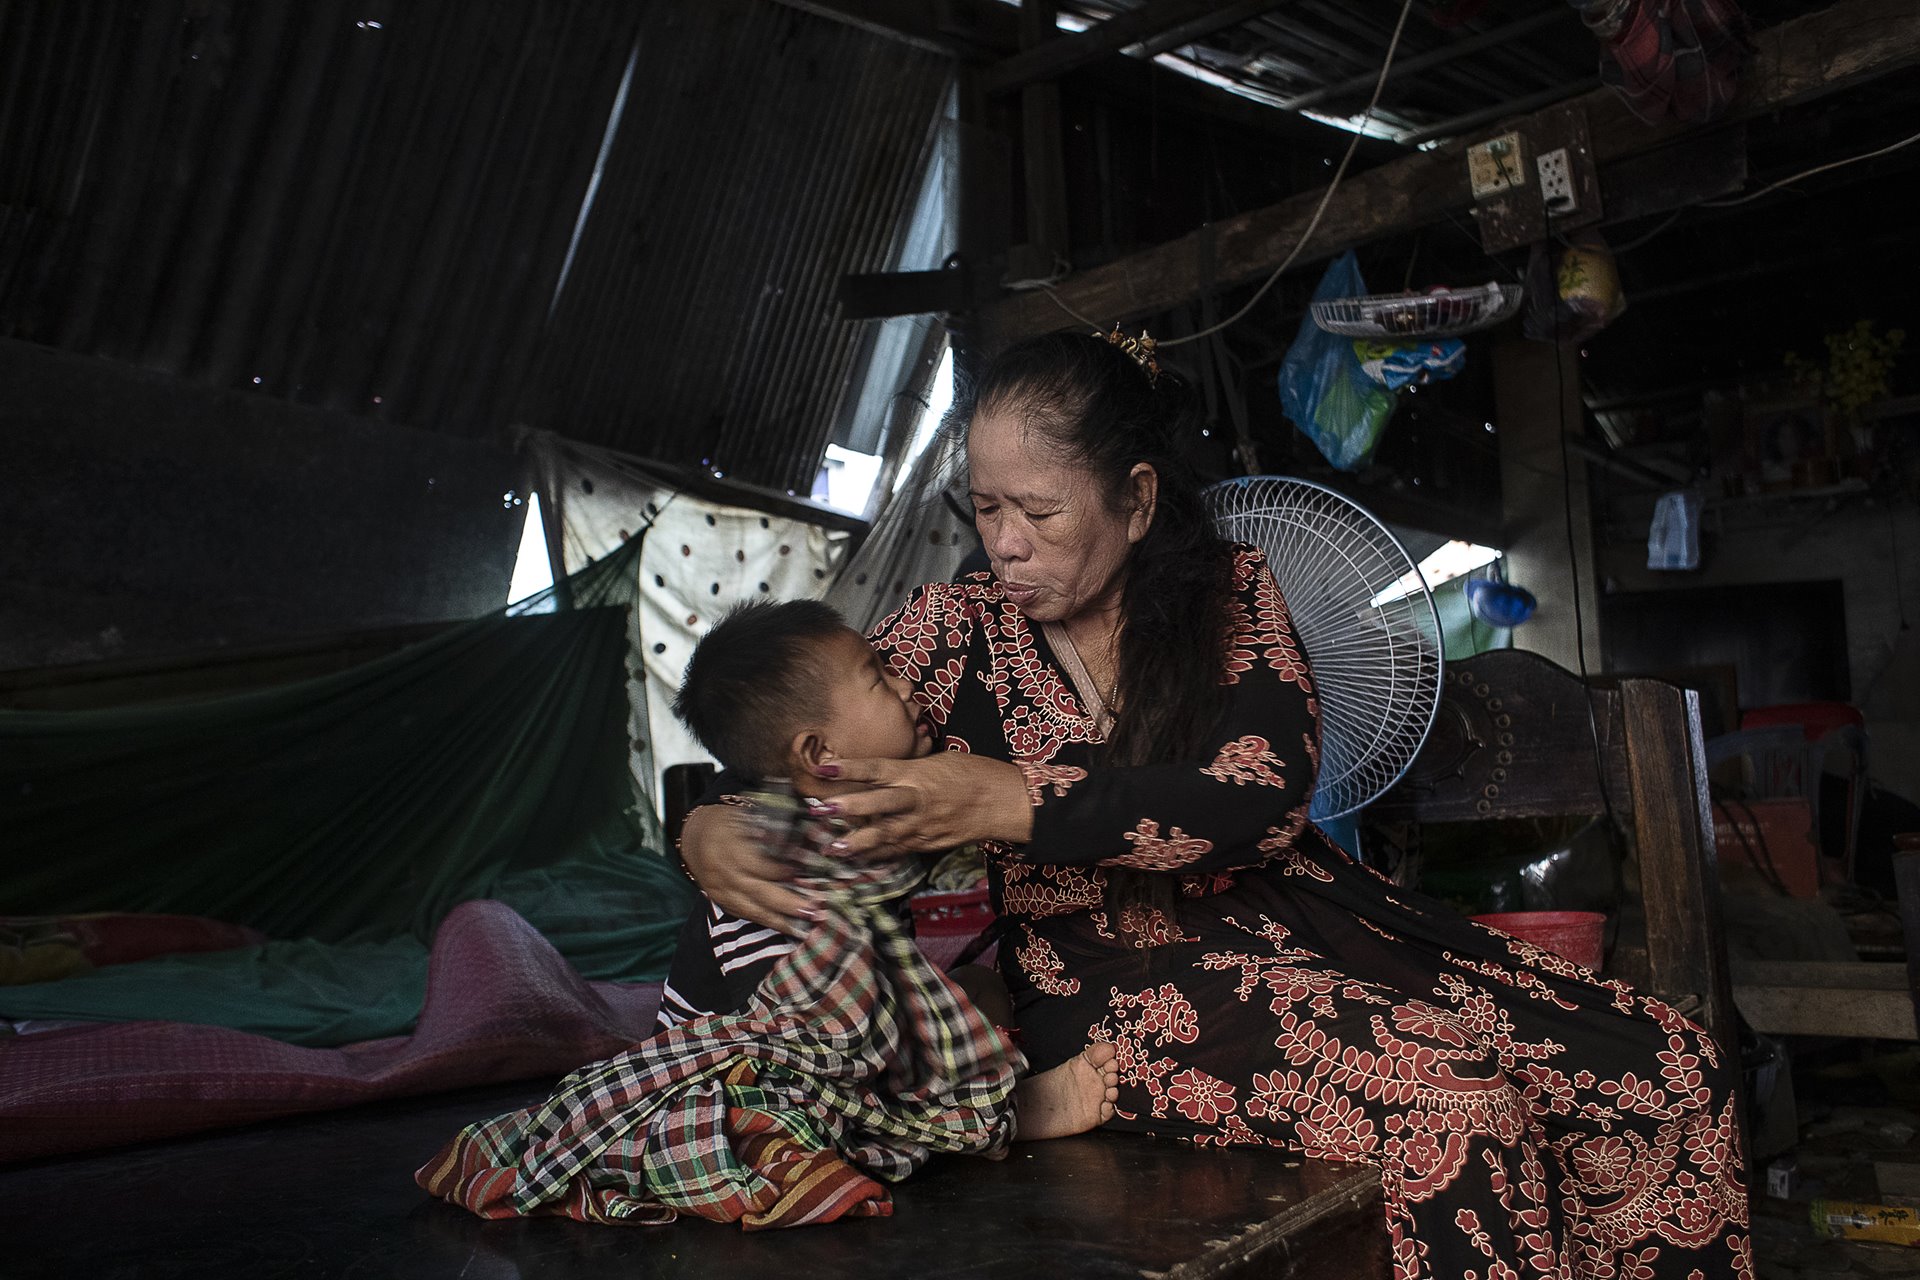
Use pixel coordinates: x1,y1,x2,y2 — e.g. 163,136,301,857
525,433,847,806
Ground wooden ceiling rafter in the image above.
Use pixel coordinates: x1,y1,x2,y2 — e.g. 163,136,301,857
763,0,1384,149
979,0,1293,96
1274,8,1572,114
763,0,1017,56
977,0,1920,346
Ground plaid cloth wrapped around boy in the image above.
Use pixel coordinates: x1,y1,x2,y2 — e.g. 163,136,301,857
416,789,1023,1229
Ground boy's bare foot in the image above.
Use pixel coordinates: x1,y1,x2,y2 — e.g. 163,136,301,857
1013,1043,1120,1140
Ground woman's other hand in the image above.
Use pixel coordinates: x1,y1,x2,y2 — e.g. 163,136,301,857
677,805,819,936
814,753,1033,857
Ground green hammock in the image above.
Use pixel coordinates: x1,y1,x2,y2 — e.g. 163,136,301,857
0,542,697,1043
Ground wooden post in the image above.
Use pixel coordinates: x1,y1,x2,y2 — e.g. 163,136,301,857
1620,678,1739,1056
1895,844,1920,1040
1008,0,1070,287
1492,336,1600,673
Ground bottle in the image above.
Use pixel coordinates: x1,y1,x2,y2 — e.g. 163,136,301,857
1809,1199,1920,1247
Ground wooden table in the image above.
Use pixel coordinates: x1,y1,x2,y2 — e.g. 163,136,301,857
0,1080,1387,1279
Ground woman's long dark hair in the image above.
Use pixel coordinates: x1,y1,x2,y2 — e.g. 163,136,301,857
955,333,1236,938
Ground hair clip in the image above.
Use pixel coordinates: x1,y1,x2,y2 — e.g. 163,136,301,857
1097,326,1160,385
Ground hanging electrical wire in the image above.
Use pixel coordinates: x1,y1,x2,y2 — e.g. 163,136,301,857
1038,0,1421,347
1701,126,1920,208
1607,207,1686,253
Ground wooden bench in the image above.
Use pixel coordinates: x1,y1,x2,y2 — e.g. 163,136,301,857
0,1079,1385,1279
0,651,1736,1279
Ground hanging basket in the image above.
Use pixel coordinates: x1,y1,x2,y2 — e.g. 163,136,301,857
1310,282,1523,339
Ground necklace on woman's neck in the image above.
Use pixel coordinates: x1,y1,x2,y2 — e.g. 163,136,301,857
1047,617,1122,734
1081,615,1123,704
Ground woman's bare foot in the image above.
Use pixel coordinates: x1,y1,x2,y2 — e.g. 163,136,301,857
1013,1043,1120,1140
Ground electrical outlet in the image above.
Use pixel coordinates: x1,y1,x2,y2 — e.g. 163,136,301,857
1467,132,1527,200
1537,147,1575,214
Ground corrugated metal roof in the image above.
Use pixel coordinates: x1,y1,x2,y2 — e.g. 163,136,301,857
0,0,641,437
517,1,954,496
1058,0,1603,144
1,0,949,493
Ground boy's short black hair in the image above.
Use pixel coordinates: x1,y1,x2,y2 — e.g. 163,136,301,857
671,599,849,779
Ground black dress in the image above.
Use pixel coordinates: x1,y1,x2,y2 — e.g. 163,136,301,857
867,545,1751,1280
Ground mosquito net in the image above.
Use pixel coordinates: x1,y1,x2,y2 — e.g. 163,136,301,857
0,540,699,1044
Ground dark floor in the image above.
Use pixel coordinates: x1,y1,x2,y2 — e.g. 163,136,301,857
0,1078,1381,1280
1750,1045,1920,1279
10,1049,1915,1279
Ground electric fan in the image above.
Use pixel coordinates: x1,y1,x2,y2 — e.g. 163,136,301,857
1205,476,1443,820
1310,282,1522,339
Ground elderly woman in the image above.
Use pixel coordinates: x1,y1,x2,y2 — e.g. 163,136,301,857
681,332,1750,1280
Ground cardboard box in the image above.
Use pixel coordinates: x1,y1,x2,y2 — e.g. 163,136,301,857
1712,799,1821,897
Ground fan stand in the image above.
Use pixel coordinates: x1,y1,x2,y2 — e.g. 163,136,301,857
1206,476,1445,822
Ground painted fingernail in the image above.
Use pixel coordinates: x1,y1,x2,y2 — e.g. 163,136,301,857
816,764,841,778
809,800,842,816
828,839,850,854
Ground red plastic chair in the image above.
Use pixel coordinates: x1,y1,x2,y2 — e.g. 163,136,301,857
1717,703,1870,880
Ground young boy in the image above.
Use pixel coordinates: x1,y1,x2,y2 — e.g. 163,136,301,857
418,601,1116,1229
665,599,1117,1141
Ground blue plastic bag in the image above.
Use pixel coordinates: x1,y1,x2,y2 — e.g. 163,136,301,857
1355,338,1467,391
1277,252,1398,471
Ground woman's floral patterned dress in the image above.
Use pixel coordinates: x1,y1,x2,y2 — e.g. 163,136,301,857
870,546,1750,1280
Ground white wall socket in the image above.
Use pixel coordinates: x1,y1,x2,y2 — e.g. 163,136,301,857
1467,132,1526,199
1538,147,1575,214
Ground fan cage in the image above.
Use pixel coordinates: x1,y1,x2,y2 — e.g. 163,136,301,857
1310,283,1522,339
1206,477,1444,820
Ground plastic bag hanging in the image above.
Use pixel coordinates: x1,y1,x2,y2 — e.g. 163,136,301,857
1277,252,1399,471
1523,232,1628,345
1647,489,1703,570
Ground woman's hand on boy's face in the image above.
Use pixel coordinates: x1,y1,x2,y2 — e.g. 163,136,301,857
679,805,821,936
807,753,1033,857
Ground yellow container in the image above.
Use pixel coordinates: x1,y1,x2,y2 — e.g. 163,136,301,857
1809,1199,1920,1247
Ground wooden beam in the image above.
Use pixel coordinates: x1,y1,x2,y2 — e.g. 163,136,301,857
1896,846,1920,1043
1621,678,1741,1057
837,56,1399,321
769,0,1391,158
837,266,973,320
1277,9,1572,114
1593,125,1747,226
1563,433,1693,489
978,0,1920,344
1732,961,1919,1040
764,0,1016,56
1006,0,1073,285
1083,52,1405,154
1308,474,1506,548
980,0,1287,96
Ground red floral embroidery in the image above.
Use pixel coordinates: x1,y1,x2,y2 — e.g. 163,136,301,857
1117,904,1197,948
1013,933,1080,997
916,657,968,725
1179,871,1239,899
1115,818,1214,871
859,562,1749,1280
998,862,1103,919
1570,1135,1633,1191
1258,813,1329,881
1200,735,1289,789
872,588,946,684
1018,761,1087,804
1167,1067,1238,1125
